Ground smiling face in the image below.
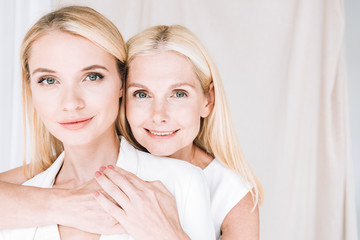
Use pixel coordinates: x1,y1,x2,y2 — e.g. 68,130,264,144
126,51,212,159
28,31,122,147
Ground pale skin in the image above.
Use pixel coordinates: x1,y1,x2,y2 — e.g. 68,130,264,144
0,38,258,240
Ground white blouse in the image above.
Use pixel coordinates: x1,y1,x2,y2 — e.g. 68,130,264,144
204,159,251,239
0,137,215,240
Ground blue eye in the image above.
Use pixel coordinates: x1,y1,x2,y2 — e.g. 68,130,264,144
86,73,104,81
38,77,56,85
174,91,187,98
134,91,148,98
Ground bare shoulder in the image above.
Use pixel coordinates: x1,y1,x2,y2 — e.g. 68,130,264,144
221,191,259,240
0,166,27,184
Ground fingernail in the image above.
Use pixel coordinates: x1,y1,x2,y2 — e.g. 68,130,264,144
99,166,106,172
95,171,101,177
93,191,99,197
107,165,114,169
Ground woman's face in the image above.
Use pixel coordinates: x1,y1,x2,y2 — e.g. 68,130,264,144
126,51,212,159
28,31,122,146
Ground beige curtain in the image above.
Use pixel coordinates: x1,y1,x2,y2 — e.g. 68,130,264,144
1,0,356,239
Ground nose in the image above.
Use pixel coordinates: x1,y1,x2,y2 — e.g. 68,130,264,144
151,98,169,124
60,87,85,111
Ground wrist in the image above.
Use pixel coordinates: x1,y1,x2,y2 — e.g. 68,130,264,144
46,188,69,225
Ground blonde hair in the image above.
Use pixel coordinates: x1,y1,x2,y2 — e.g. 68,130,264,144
21,6,126,178
120,25,263,206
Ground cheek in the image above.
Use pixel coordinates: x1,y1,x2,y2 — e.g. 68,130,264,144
126,102,143,127
31,89,57,121
98,90,120,120
175,102,203,124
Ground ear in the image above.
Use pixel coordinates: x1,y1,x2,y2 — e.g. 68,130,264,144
201,82,215,118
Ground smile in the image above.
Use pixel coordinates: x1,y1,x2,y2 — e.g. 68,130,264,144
146,129,179,136
59,117,93,130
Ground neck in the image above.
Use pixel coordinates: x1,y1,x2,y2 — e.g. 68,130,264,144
55,131,120,187
170,144,196,164
170,144,213,169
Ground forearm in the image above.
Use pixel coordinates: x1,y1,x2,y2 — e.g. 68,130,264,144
0,181,64,229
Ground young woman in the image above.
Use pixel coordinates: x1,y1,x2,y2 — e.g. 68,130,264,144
0,6,214,240
94,25,264,240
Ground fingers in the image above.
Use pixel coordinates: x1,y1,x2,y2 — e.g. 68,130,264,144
102,166,142,195
96,165,173,208
94,170,130,209
93,166,182,239
93,190,126,227
111,166,148,189
150,180,169,192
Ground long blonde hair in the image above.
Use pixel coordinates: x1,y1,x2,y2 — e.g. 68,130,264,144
21,6,126,178
120,25,263,206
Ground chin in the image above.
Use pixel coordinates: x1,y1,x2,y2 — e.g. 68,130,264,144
150,150,171,157
55,132,95,147
145,146,175,157
59,138,90,147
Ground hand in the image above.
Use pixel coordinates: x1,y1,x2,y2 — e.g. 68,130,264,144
53,179,126,234
94,165,190,240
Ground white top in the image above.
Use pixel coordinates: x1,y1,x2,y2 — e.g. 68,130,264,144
0,137,215,240
204,159,251,239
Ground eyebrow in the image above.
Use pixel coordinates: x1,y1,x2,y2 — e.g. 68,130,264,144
31,65,109,75
31,68,56,75
82,65,109,72
127,82,196,89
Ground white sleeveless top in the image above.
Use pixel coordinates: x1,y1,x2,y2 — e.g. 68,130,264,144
204,159,251,239
0,137,215,240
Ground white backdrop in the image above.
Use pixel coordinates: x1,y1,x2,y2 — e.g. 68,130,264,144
0,0,358,239
0,0,52,170
345,0,360,235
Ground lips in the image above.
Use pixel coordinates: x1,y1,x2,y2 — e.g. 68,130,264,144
59,117,93,130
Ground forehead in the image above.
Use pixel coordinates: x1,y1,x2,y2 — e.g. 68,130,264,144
128,51,198,85
28,31,116,71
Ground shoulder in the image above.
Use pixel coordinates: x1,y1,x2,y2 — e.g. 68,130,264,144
132,148,209,200
0,166,26,184
204,159,251,193
120,137,204,180
139,150,202,173
119,136,208,198
204,159,252,237
137,149,206,185
23,152,65,187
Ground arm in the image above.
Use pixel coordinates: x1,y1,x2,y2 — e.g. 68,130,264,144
0,168,123,234
0,167,55,229
221,192,259,240
0,180,60,229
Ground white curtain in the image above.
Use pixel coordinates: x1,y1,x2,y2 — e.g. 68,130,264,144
0,0,358,239
0,0,52,171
